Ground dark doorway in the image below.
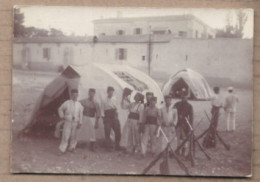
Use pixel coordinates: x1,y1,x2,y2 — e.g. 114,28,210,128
170,78,195,99
28,86,70,137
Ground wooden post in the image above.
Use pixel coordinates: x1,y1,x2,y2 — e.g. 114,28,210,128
147,26,152,76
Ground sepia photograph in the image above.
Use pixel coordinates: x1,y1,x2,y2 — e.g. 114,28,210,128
12,6,253,177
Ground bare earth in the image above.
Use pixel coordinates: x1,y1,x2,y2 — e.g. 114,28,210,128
11,70,252,177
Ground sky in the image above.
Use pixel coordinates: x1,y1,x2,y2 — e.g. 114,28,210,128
17,6,254,38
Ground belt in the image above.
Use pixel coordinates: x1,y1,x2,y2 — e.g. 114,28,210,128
64,115,79,122
145,115,157,125
128,112,140,120
83,107,96,118
212,105,221,109
104,109,117,119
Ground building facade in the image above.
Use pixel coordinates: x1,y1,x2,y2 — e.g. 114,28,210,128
13,35,252,85
93,14,216,39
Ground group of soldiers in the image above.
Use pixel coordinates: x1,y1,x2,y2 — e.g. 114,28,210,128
56,86,194,157
56,85,239,158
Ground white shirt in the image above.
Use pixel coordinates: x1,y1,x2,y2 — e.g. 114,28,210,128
58,100,83,123
161,104,178,126
225,93,239,112
211,94,222,107
101,96,118,116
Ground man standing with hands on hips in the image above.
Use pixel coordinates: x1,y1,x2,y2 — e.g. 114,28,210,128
58,89,83,155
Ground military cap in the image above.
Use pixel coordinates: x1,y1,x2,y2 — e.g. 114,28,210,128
107,86,115,92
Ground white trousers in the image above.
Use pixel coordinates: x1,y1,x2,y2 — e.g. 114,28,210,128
141,124,157,155
226,111,236,131
77,116,96,142
59,120,78,153
54,120,64,138
160,127,177,153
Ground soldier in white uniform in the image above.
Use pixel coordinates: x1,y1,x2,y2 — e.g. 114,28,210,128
120,88,133,148
159,95,178,153
58,89,83,154
224,87,239,131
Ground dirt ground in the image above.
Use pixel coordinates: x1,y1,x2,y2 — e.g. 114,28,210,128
11,70,252,177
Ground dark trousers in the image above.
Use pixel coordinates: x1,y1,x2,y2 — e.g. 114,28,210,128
203,106,220,148
104,118,121,148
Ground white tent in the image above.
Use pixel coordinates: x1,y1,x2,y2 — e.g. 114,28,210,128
162,68,213,100
22,63,164,143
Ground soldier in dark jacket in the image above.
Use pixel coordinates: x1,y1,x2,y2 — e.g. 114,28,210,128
174,92,193,156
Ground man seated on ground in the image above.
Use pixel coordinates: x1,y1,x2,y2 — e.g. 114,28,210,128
58,89,83,155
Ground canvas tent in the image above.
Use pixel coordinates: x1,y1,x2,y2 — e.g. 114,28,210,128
162,68,213,100
21,63,164,140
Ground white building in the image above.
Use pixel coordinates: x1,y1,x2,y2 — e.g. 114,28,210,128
13,36,95,71
13,35,252,85
93,14,216,39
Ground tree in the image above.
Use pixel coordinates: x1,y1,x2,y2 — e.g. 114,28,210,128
216,10,248,39
14,8,26,37
236,10,248,38
22,27,49,37
14,8,65,38
49,28,64,37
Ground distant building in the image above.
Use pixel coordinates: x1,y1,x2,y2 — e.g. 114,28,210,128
13,35,252,84
13,36,95,71
93,14,216,39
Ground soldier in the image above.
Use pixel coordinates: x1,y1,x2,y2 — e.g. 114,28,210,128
125,92,144,154
101,86,122,151
224,87,239,132
174,92,193,156
140,92,154,135
141,96,161,157
58,89,83,155
78,88,101,151
144,92,154,108
203,86,223,148
159,95,178,153
121,87,133,109
120,88,133,148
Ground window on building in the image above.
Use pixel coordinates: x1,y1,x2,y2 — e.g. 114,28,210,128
142,56,146,61
195,30,198,38
178,31,187,38
152,30,166,35
134,28,142,35
116,30,125,35
43,48,51,60
116,48,127,61
63,47,74,65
